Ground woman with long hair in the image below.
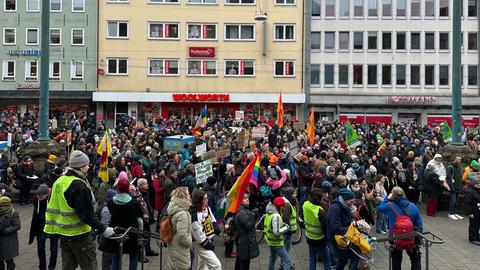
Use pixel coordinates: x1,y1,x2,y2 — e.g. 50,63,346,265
167,187,192,270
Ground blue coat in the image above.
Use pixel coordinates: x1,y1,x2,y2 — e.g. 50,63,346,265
378,197,423,236
326,199,356,258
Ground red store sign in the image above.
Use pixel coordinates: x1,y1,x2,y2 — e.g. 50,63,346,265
189,47,215,57
172,93,230,102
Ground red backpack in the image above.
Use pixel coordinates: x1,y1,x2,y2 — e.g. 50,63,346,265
387,202,415,250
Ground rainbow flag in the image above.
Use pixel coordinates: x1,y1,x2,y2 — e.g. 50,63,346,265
193,105,207,136
225,155,259,216
97,129,112,182
249,156,261,188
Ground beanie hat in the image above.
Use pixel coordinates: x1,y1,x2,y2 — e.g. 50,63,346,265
471,160,478,167
0,196,12,216
106,189,117,201
137,178,148,187
369,165,377,173
36,184,49,196
69,150,90,169
206,176,216,186
408,151,415,158
282,187,295,198
48,154,57,163
351,163,360,171
269,154,278,165
321,180,333,192
273,197,285,207
338,188,355,201
56,158,68,167
116,179,130,193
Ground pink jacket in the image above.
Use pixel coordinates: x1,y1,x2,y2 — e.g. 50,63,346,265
266,169,287,191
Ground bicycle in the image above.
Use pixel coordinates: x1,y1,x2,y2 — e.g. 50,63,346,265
255,213,303,245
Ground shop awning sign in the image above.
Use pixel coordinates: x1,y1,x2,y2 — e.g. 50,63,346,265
172,93,229,102
189,47,215,57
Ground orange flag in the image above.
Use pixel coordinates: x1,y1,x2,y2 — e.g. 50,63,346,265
306,108,315,145
277,94,284,128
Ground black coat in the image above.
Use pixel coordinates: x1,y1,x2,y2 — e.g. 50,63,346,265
423,169,443,198
29,198,47,244
233,205,259,260
327,200,356,259
0,210,21,260
462,185,480,216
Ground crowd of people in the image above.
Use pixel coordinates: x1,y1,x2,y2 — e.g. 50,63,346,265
1,110,480,270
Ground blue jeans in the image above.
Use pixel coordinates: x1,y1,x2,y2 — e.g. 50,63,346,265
448,191,458,215
336,252,359,270
308,244,331,270
284,234,292,253
299,186,309,208
268,246,291,270
376,211,387,232
111,253,138,270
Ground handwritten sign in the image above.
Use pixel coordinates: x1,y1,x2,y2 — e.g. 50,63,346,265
202,150,216,161
195,143,207,157
235,111,244,121
195,159,213,184
216,145,231,159
252,127,266,138
294,122,305,131
289,140,299,156
237,130,246,149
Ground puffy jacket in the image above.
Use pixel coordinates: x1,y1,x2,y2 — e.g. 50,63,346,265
234,205,259,260
378,197,423,235
167,196,192,270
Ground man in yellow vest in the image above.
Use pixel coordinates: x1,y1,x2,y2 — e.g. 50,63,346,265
264,196,291,270
44,150,115,270
281,187,298,255
300,188,331,270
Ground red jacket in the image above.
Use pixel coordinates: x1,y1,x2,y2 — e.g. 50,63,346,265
131,163,143,179
152,177,165,211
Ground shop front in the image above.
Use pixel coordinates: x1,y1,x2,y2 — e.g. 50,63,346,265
339,113,393,125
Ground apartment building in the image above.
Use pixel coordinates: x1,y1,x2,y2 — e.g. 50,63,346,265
0,0,97,115
309,0,479,126
95,0,305,125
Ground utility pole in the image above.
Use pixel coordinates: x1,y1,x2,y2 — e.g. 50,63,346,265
451,0,462,145
38,0,50,141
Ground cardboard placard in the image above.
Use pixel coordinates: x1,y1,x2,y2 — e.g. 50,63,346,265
216,145,231,159
252,127,266,138
195,143,207,157
202,150,216,161
237,130,246,149
195,159,213,184
294,122,305,130
289,140,299,156
235,111,244,121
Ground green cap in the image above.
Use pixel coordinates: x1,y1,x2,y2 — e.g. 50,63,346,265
470,160,478,167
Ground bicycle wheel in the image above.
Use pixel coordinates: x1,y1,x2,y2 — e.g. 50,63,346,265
292,228,303,245
255,214,265,244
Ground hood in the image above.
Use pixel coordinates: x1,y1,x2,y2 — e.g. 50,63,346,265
394,198,411,208
113,193,132,205
202,183,216,192
167,196,191,216
265,201,279,214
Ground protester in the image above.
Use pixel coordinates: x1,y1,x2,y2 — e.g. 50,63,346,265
265,196,291,270
16,156,35,205
463,178,480,245
138,178,159,257
0,196,21,270
446,156,464,220
233,193,259,270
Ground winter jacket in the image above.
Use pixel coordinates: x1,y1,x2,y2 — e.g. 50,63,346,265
233,205,259,260
326,199,356,258
0,210,21,261
266,169,287,191
203,183,219,213
152,177,165,211
446,164,464,193
423,168,444,198
462,185,480,216
167,196,192,270
28,198,47,244
378,197,423,235
265,201,289,240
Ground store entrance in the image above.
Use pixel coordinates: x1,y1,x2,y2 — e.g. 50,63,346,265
398,113,420,127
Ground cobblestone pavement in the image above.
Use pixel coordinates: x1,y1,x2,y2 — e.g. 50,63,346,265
10,202,480,270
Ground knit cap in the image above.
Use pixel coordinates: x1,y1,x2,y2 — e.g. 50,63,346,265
273,197,285,207
338,188,356,201
471,160,478,167
36,184,49,196
69,150,90,169
0,196,12,216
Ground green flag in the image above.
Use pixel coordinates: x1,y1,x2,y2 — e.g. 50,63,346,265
376,133,384,144
345,122,362,149
442,120,452,143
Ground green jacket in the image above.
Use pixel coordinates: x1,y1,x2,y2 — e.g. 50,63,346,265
447,164,464,193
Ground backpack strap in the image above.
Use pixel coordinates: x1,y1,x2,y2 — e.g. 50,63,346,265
404,203,413,216
387,202,402,217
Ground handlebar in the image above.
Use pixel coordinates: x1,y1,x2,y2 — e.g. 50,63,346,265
375,231,445,245
109,227,132,240
112,226,161,240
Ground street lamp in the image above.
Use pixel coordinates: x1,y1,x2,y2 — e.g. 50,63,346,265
255,0,268,56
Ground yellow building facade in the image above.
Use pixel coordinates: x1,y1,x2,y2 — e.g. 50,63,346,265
95,0,305,124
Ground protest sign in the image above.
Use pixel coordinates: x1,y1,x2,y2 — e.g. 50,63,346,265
294,122,305,130
252,127,266,138
216,145,231,159
195,143,207,157
195,159,213,184
289,140,299,156
235,111,244,121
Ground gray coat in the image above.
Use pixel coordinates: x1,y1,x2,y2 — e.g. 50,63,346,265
167,196,192,270
0,210,21,260
234,205,259,260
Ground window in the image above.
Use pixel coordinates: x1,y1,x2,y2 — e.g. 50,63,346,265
339,32,349,50
71,61,83,80
311,64,320,85
149,0,179,3
107,21,128,38
26,28,39,45
325,32,335,50
311,32,321,49
5,0,15,11
439,65,449,85
2,60,15,80
107,58,128,75
27,0,39,11
275,0,295,5
396,65,406,85
396,32,406,50
382,0,391,16
425,0,434,17
382,65,391,85
410,32,420,50
368,32,377,49
353,65,363,85
324,64,334,85
187,60,217,76
439,32,449,50
187,23,216,40
274,60,295,77
225,0,254,4
410,65,420,85
353,32,363,50
425,65,434,85
339,65,349,84
50,28,61,45
274,24,295,41
71,29,84,45
468,65,478,85
425,32,435,50
148,23,179,39
368,65,377,85
72,0,84,11
468,33,478,50
382,32,391,49
396,0,405,16
325,0,335,16
225,60,255,76
354,0,363,16
312,0,321,16
439,0,448,17
109,0,130,2
469,0,478,16
410,0,420,16
50,0,61,11
148,59,179,76
225,24,254,40
187,0,217,4
3,28,16,45
25,60,38,81
339,0,349,17
49,61,61,80
368,0,377,16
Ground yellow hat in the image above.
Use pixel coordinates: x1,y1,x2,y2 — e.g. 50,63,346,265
48,154,57,162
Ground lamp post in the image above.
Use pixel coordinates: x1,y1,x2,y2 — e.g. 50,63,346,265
451,0,462,145
38,0,50,141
